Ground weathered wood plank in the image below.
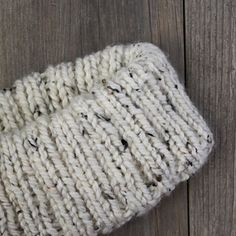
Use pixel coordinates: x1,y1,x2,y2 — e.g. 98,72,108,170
149,0,185,80
185,0,236,235
0,0,82,87
98,0,151,46
77,0,100,55
97,3,152,235
148,1,189,235
98,0,188,235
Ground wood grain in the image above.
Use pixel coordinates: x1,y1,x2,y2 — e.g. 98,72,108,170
0,0,235,235
148,2,188,235
185,0,236,235
149,0,186,80
0,0,80,86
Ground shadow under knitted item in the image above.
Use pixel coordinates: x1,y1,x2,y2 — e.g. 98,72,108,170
0,43,214,235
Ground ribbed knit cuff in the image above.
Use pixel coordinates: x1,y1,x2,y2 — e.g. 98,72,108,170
0,43,214,235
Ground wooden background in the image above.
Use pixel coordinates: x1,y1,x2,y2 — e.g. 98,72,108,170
0,1,235,235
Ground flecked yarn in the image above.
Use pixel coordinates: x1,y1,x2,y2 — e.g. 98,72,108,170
0,43,214,235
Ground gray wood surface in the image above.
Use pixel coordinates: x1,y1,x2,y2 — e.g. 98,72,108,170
0,1,235,235
185,1,236,235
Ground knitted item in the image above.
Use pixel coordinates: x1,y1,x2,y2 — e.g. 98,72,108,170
0,43,214,236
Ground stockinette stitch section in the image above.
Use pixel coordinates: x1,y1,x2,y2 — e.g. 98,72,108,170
0,43,214,235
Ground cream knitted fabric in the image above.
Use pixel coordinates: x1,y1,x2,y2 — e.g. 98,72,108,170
0,43,214,235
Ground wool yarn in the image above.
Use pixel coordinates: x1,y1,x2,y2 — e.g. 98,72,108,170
0,43,214,235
